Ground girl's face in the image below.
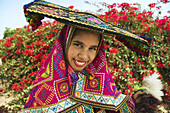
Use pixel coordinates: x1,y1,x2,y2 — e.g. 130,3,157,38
67,31,100,72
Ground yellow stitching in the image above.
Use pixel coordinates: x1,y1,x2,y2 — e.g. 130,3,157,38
125,102,131,113
60,103,83,113
119,108,122,113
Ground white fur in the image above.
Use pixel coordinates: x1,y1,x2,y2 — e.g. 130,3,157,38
0,58,2,65
142,72,164,101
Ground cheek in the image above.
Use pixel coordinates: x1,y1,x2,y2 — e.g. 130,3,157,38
67,47,78,60
89,52,97,62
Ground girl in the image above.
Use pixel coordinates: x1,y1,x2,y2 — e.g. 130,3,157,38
23,1,163,112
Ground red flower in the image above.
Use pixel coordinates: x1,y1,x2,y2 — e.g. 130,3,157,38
68,6,74,9
109,47,120,53
7,37,15,41
144,27,150,32
33,54,41,61
52,20,58,25
26,28,31,32
12,83,19,91
130,71,133,75
141,74,145,80
0,88,5,92
159,74,163,79
16,42,21,46
41,54,47,63
36,40,46,47
150,69,155,75
12,55,16,58
104,44,109,49
97,8,103,12
23,49,31,56
53,29,58,32
14,32,18,36
137,16,143,20
28,70,38,77
7,52,11,55
35,32,40,35
156,19,168,29
49,33,53,39
160,0,169,4
148,3,156,8
30,42,34,48
29,51,35,56
135,58,140,63
143,24,149,27
120,15,129,22
147,11,154,16
18,37,23,42
132,7,138,10
16,48,21,54
157,62,164,69
118,3,130,8
107,3,116,8
156,6,162,10
4,41,12,47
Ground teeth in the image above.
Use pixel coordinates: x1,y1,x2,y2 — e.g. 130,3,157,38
75,60,85,65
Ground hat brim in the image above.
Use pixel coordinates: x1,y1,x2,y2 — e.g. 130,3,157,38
24,0,152,56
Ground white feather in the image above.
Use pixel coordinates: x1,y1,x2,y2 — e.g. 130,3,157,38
142,72,164,101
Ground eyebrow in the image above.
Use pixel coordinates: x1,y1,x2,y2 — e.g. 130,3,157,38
73,41,84,45
73,40,98,48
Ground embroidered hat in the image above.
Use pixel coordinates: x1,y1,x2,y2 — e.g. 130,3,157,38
24,0,152,56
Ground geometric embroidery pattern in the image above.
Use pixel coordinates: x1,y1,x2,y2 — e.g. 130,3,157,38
104,78,120,99
120,103,131,113
59,60,66,70
72,73,127,107
65,105,93,113
89,51,106,73
127,96,135,112
35,83,55,106
84,74,104,94
24,86,38,108
54,78,70,101
53,51,66,78
23,98,77,113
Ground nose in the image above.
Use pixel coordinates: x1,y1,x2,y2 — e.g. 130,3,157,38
78,50,88,60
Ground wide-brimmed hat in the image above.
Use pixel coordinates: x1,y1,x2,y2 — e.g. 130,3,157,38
24,0,152,56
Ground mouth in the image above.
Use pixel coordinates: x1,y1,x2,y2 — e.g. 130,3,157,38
74,59,86,67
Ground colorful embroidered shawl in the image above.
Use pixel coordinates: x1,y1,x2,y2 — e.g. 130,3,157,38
23,25,134,113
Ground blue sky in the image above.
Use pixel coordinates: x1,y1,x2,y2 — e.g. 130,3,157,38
0,0,169,39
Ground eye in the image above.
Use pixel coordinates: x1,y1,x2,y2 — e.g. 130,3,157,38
74,44,82,48
89,47,97,51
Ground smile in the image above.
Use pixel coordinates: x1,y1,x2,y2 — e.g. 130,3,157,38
74,60,86,67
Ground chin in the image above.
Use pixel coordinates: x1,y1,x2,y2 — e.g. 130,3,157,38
74,68,84,72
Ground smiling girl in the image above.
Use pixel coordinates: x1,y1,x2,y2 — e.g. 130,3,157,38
23,1,162,113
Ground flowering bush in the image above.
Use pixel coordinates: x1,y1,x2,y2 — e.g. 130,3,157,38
0,1,169,112
97,0,169,108
0,20,63,111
